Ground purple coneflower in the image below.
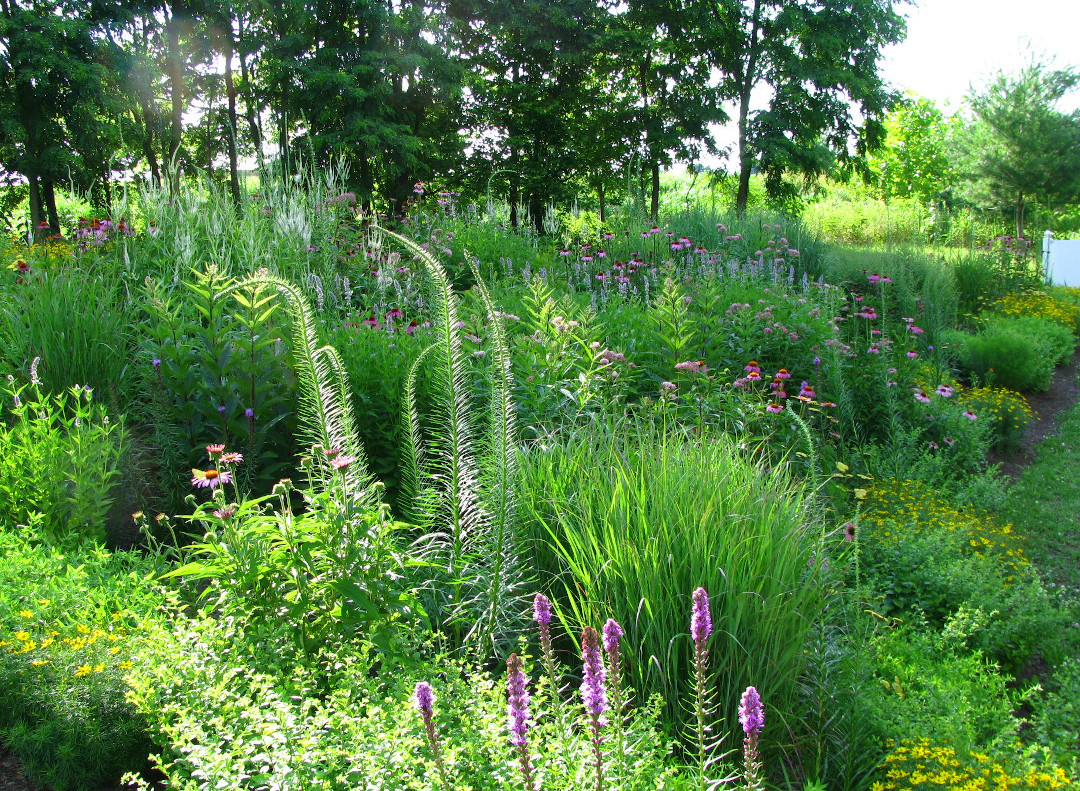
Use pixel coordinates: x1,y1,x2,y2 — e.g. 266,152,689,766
192,468,232,489
914,390,931,404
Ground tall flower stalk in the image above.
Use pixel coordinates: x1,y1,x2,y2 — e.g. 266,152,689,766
506,653,538,791
739,686,765,791
691,586,714,791
602,618,627,782
581,626,608,791
413,681,451,790
533,593,574,768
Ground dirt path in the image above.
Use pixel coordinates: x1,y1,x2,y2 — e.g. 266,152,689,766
987,346,1080,479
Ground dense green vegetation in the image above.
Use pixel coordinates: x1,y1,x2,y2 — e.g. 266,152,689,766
0,168,1078,790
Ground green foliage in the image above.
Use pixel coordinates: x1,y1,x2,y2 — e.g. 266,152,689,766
0,266,138,406
384,227,527,654
163,470,420,657
944,324,1056,393
0,378,125,545
142,267,297,502
985,315,1075,367
867,610,1022,756
125,614,681,791
518,422,823,748
960,59,1080,239
868,96,961,206
0,530,167,790
860,480,1066,671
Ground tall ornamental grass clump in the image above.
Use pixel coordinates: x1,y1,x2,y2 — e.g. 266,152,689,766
519,423,822,747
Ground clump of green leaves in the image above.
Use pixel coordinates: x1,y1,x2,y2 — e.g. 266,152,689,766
0,375,126,545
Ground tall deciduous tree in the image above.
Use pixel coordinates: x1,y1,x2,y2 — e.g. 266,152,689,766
869,95,959,206
961,60,1080,240
700,0,905,215
0,0,128,235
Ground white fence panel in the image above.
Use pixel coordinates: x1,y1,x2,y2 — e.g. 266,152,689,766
1043,231,1080,287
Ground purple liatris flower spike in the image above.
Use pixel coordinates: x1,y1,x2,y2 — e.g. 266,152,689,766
581,626,608,723
739,686,765,791
691,587,712,644
413,682,451,790
506,654,537,791
582,626,609,791
602,618,623,654
506,654,531,746
739,686,764,735
413,681,435,718
533,593,552,626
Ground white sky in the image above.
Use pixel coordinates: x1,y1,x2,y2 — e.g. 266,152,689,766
880,0,1080,113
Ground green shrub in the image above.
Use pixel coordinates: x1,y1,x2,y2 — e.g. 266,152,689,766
518,422,823,750
126,614,682,791
0,378,126,545
860,480,1066,671
985,315,1075,366
0,531,167,790
957,386,1035,455
943,325,1056,392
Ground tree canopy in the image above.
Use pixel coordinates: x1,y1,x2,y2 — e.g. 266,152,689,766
0,0,911,222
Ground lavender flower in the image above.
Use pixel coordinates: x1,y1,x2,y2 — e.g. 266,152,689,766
602,618,627,781
739,686,765,791
506,654,531,746
739,686,764,736
533,593,552,626
506,654,537,791
691,587,712,644
413,682,450,790
581,626,608,791
690,587,715,791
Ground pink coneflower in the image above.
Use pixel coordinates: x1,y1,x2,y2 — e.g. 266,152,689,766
914,390,931,403
747,371,762,381
908,325,924,335
192,468,232,489
206,444,225,456
745,361,761,374
213,505,236,519
766,403,784,414
220,452,243,464
936,385,954,398
944,437,956,446
843,522,856,541
963,411,978,420
907,350,918,359
582,255,594,263
928,440,940,449
775,368,791,380
330,455,355,470
386,307,404,320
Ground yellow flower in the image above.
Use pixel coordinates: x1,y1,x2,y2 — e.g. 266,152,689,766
14,631,30,642
118,660,132,670
18,610,33,619
74,664,92,678
92,663,105,673
76,624,90,634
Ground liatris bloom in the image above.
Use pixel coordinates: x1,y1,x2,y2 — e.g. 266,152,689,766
739,686,765,791
581,626,608,791
413,682,451,790
602,618,628,781
506,654,537,791
533,592,574,769
690,587,714,791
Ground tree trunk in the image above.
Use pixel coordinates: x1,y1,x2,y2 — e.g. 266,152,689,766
650,159,660,222
237,13,265,170
43,179,60,235
1016,192,1025,240
166,9,185,191
223,16,241,207
735,0,763,218
28,175,43,242
597,179,605,223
